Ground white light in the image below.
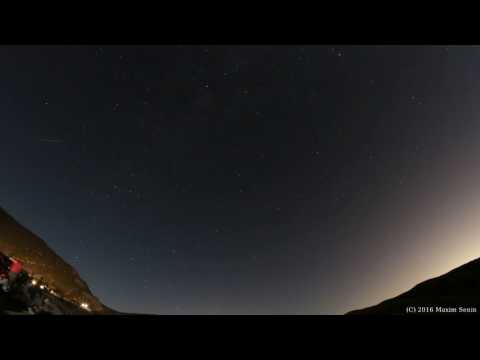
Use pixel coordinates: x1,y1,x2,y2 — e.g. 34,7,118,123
80,303,90,311
31,280,37,286
40,285,45,290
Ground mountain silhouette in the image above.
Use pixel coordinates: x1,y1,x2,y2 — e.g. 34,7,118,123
347,257,480,315
0,206,114,314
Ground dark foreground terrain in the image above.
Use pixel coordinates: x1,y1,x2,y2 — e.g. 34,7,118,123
0,207,115,314
0,273,92,315
348,257,480,315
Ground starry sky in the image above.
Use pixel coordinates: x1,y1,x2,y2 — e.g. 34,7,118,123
1,45,480,314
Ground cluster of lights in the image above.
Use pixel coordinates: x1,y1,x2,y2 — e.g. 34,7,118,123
31,279,54,295
30,277,91,312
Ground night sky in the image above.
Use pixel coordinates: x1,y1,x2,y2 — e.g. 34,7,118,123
2,45,480,314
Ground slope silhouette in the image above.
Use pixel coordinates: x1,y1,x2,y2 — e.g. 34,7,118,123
347,257,480,315
0,206,114,314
